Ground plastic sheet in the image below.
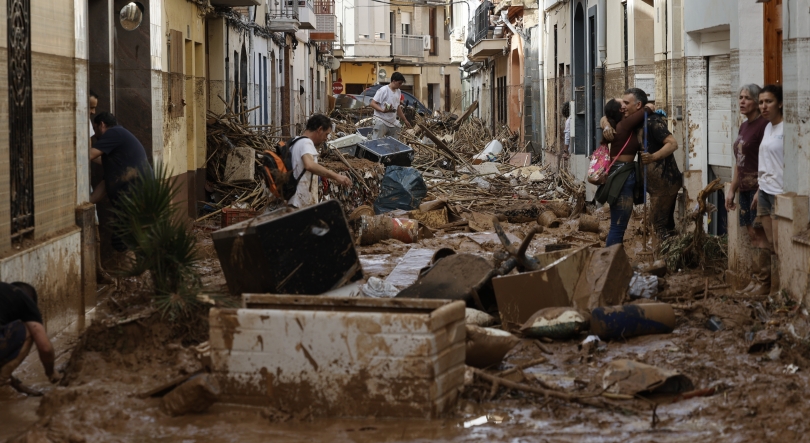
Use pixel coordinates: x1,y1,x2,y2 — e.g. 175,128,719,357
373,166,428,214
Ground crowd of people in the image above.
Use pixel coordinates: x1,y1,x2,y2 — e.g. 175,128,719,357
585,84,784,296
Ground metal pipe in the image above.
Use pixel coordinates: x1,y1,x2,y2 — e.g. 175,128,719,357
597,0,606,66
538,16,546,160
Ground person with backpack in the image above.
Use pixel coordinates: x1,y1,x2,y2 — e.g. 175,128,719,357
287,114,352,208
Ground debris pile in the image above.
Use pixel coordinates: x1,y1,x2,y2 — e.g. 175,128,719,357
201,110,281,220
318,158,385,213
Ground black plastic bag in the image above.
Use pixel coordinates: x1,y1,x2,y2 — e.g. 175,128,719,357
373,166,427,214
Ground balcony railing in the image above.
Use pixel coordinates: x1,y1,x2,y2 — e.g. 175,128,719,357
298,0,316,29
468,1,492,47
267,0,299,32
313,0,334,14
391,34,425,58
312,14,336,40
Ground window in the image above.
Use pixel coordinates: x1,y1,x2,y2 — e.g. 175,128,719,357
429,8,437,55
401,12,411,35
497,76,507,123
8,0,34,239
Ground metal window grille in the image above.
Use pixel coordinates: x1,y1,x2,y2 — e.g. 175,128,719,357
8,0,34,240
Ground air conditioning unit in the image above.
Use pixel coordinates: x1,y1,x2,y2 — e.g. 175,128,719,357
423,35,431,50
376,32,386,39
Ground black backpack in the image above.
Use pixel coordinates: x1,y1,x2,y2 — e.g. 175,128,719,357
260,136,308,201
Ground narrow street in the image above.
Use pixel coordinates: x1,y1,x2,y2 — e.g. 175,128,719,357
2,0,810,442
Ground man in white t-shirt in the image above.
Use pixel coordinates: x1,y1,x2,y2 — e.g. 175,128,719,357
288,114,352,209
370,72,412,140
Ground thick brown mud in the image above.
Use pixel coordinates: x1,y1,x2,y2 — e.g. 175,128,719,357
5,219,810,442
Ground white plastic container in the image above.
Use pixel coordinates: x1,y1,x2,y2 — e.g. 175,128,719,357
472,140,503,164
210,295,465,418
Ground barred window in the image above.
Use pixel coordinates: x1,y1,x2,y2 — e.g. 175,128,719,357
8,0,34,240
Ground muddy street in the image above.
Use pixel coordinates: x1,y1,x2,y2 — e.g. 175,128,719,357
4,211,810,443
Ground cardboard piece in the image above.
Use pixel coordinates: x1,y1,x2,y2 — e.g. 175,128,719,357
223,147,255,183
384,248,436,289
600,359,694,396
509,153,531,167
572,244,633,310
473,162,501,176
492,247,590,331
409,207,449,228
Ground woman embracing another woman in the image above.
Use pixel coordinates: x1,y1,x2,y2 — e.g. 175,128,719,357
595,99,655,247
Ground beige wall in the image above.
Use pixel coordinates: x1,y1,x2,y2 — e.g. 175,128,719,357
163,0,206,179
0,0,82,253
0,0,84,335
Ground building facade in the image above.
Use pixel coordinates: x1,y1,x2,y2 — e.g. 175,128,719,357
464,0,541,149
334,0,462,115
0,0,89,335
539,0,810,302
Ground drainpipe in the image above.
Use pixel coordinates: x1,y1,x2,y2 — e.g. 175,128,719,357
597,0,606,152
597,0,606,67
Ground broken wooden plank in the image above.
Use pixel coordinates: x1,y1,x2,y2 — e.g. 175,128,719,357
453,101,479,130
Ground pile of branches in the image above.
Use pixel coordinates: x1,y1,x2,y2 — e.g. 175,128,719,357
659,178,728,271
201,108,282,221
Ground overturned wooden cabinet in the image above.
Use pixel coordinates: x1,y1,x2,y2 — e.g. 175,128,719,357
209,295,466,418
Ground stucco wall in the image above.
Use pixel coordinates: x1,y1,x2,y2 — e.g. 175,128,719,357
682,0,731,34
0,229,82,336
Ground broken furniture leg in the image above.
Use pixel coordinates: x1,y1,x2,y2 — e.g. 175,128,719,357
492,216,543,273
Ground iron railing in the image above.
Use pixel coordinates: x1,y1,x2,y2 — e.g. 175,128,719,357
391,34,425,58
8,0,34,239
268,0,299,20
469,1,492,47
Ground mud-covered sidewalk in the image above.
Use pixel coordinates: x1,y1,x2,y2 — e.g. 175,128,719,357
4,213,810,443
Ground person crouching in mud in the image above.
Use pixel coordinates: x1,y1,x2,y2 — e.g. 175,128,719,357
0,282,60,394
596,98,655,246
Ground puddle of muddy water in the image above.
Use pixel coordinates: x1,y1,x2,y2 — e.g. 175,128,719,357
11,227,810,443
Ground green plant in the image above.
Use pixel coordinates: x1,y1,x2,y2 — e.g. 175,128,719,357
110,163,201,319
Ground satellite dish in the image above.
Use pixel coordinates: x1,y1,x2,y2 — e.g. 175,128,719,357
329,58,341,71
378,68,387,80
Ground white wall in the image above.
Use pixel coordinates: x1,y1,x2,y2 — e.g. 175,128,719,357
683,0,731,33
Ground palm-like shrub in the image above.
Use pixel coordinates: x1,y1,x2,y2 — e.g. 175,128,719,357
110,164,201,318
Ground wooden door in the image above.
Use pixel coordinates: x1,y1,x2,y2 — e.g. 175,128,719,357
764,0,782,85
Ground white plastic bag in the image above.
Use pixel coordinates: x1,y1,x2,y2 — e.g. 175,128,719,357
361,277,399,298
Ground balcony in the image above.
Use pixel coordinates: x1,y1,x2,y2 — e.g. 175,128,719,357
311,0,336,41
267,0,300,33
465,1,507,61
210,0,259,5
391,34,425,59
298,0,316,30
468,2,491,46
